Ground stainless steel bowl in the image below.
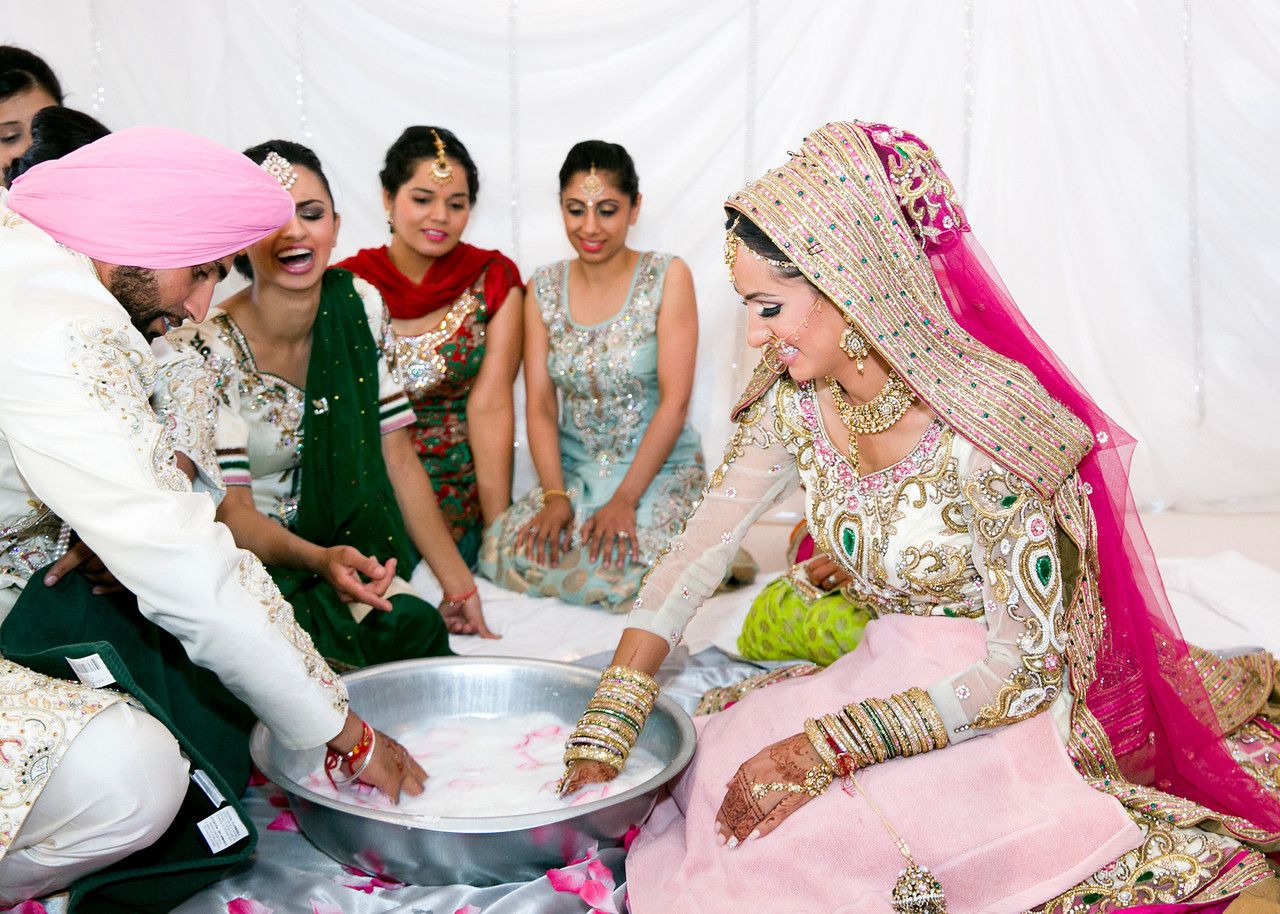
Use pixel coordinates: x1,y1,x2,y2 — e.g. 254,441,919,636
249,656,695,886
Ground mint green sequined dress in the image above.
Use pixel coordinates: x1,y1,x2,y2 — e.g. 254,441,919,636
479,252,706,611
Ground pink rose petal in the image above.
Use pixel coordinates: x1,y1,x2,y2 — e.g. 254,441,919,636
6,903,48,914
453,906,481,914
227,900,274,914
586,858,614,889
622,824,641,851
547,865,586,893
248,767,269,787
580,879,616,910
267,810,300,832
310,901,344,914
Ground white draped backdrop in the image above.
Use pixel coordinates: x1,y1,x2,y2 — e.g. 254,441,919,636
6,0,1279,511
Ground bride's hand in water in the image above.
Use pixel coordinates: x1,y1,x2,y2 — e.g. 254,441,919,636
557,759,618,796
714,732,828,846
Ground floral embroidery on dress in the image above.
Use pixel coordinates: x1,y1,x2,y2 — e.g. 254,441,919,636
67,319,187,493
772,379,979,619
234,555,348,713
960,468,1068,729
537,253,669,480
152,341,222,487
0,658,125,856
0,499,65,586
201,315,306,458
1033,812,1271,912
394,286,487,546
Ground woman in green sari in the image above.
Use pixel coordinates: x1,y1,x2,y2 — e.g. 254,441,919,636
172,140,496,669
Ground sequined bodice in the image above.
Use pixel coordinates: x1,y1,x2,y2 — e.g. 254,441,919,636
780,380,984,619
534,252,671,479
394,288,485,415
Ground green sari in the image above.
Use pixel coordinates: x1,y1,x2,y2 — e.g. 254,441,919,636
271,269,451,669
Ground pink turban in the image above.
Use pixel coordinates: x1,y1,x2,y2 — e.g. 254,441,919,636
6,125,293,268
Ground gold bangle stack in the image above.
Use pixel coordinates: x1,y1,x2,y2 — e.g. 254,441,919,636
805,687,949,775
563,665,659,775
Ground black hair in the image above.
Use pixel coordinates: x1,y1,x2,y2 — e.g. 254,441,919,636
4,106,108,185
558,140,639,204
725,210,805,280
379,126,478,204
235,139,333,279
0,46,64,105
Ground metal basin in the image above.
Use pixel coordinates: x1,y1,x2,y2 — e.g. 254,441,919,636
250,656,696,886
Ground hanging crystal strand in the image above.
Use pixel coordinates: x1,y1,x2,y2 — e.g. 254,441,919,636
1182,0,1205,424
292,0,312,140
88,0,106,113
959,0,976,201
507,0,521,265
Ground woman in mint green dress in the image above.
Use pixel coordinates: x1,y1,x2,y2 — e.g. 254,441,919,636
479,141,712,611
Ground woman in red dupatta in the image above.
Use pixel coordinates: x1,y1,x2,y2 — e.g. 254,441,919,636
339,126,523,567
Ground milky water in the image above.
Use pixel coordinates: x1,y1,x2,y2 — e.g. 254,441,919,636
306,712,666,819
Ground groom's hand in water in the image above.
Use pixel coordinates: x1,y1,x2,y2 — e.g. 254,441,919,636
311,545,396,611
557,758,618,796
328,713,426,804
358,730,427,803
715,732,828,846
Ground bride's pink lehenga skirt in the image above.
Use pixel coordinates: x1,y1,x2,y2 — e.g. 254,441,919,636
626,615,1143,914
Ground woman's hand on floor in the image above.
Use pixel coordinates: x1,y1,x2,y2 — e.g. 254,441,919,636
439,588,499,639
714,732,828,846
558,759,619,796
582,497,639,568
313,545,396,610
516,497,574,567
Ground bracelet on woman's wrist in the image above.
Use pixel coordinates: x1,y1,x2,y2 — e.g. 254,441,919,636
442,584,478,605
540,487,570,507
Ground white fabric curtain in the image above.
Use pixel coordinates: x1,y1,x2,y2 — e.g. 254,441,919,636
6,0,1278,510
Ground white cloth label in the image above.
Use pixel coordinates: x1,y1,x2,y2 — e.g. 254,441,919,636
191,768,225,807
197,806,249,854
65,653,115,688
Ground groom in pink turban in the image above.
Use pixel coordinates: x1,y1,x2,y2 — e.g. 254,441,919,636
0,127,418,911
7,124,294,339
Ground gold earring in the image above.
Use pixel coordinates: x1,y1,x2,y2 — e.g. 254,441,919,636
840,321,870,373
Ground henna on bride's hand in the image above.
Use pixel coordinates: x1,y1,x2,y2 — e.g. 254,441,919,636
767,739,817,781
718,767,766,842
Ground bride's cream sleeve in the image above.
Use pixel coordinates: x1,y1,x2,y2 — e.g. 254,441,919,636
626,389,800,646
924,451,1071,743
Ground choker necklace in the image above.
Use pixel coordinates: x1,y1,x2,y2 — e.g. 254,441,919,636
825,371,916,475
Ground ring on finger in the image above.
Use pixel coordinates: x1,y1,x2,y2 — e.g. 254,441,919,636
617,531,630,540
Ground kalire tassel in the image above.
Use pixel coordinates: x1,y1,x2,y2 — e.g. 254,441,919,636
892,863,947,913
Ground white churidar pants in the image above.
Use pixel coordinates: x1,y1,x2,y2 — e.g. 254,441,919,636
0,701,189,903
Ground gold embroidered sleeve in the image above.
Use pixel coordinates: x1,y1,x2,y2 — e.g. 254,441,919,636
627,386,798,647
151,336,223,499
925,462,1070,743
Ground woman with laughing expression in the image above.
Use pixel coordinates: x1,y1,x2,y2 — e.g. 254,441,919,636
173,140,495,671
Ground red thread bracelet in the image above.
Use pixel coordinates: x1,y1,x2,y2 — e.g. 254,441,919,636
325,721,374,788
442,585,478,604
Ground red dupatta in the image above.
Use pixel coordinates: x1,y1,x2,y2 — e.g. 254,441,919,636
337,242,522,320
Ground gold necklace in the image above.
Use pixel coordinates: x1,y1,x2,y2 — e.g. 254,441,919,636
825,371,916,475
